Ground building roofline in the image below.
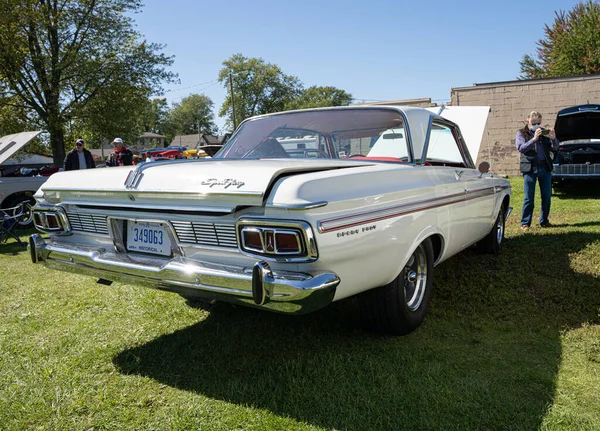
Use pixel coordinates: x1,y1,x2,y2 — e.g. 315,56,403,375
452,72,600,92
351,97,434,106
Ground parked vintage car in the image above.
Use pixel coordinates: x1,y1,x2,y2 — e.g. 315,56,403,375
29,106,511,334
0,131,54,228
552,104,600,188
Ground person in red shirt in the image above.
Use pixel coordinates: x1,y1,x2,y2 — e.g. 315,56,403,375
106,138,133,167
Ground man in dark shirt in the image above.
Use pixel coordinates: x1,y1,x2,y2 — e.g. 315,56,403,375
515,111,560,231
64,138,96,171
106,137,133,167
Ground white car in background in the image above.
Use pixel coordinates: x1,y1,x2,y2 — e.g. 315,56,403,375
0,131,50,228
29,106,511,335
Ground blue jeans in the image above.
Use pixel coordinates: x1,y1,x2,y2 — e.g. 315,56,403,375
521,164,552,226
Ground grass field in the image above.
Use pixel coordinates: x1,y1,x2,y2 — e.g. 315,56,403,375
1,178,599,430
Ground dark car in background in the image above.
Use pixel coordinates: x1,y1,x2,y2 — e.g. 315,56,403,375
553,104,600,188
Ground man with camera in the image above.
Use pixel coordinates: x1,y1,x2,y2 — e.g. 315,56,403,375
106,137,133,167
516,110,560,232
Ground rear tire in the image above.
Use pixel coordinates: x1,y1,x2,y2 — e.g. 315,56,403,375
477,207,505,254
358,238,434,335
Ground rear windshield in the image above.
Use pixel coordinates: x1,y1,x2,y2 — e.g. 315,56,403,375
216,109,410,161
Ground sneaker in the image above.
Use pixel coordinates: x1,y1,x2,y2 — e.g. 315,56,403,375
521,225,530,232
540,222,553,228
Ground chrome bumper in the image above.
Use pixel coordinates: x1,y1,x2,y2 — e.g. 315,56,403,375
29,234,339,314
552,163,600,179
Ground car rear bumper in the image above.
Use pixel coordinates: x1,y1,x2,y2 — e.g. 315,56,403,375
29,234,339,314
553,164,600,180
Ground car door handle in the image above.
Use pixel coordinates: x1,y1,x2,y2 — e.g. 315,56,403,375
454,170,464,180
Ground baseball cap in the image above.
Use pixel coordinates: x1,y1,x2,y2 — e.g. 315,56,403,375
112,138,123,144
75,138,84,145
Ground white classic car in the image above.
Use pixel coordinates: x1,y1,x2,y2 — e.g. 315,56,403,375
0,131,50,228
29,106,511,335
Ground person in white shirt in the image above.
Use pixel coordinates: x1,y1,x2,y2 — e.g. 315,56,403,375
64,138,96,171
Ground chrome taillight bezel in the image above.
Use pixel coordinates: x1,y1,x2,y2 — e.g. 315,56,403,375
236,219,318,262
33,206,70,235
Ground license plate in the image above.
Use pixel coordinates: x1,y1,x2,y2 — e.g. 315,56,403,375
126,221,172,256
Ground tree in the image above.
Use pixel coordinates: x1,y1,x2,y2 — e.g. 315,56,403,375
140,98,170,135
168,94,217,137
519,0,600,79
75,82,153,150
285,86,353,110
218,54,303,128
0,95,50,156
0,0,177,166
0,97,29,136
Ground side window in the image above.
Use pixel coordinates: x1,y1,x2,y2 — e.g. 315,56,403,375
426,122,466,166
367,128,409,159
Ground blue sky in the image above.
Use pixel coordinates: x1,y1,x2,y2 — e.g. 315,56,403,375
135,0,581,132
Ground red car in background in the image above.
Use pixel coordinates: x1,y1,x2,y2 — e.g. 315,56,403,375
152,149,184,159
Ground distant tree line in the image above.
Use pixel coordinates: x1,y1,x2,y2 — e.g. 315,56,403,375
0,1,353,166
519,0,600,79
2,0,599,165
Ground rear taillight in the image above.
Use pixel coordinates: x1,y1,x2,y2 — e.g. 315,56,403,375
237,220,317,262
274,231,302,253
33,208,69,234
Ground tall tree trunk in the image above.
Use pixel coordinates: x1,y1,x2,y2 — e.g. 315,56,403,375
47,115,65,167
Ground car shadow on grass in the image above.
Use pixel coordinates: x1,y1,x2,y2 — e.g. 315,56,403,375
0,240,28,255
113,231,600,431
553,182,600,199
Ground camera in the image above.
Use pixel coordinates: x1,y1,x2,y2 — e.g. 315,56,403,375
541,128,550,135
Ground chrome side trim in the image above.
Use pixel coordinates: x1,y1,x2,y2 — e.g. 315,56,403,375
42,189,264,199
266,201,329,210
465,187,496,202
318,186,499,233
29,234,338,315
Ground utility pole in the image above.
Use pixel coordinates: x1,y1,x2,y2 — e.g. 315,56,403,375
229,71,237,130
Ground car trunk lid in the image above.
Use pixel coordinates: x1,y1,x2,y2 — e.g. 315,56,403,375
38,159,370,212
555,104,600,142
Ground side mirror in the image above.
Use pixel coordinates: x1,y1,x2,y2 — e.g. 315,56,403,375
478,161,490,174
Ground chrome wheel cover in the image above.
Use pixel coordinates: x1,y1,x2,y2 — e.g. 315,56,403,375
403,244,428,311
17,202,34,226
495,214,504,245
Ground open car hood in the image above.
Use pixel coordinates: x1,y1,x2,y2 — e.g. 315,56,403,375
0,131,42,165
554,104,600,142
427,106,490,162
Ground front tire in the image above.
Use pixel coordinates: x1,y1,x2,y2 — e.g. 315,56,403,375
358,238,434,335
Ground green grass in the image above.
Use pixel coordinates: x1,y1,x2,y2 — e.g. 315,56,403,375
0,178,599,430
